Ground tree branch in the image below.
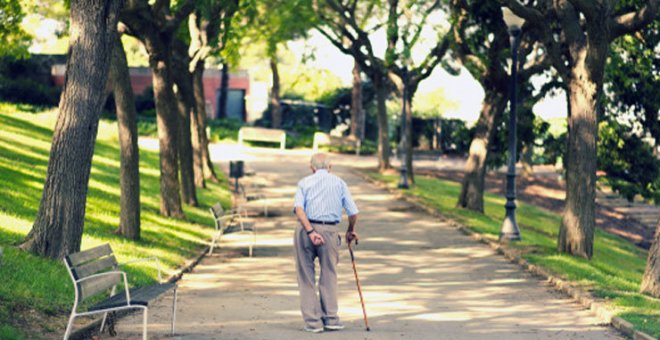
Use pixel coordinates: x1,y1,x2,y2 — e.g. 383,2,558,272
416,35,450,81
611,0,659,38
164,0,195,35
498,0,546,28
565,0,598,19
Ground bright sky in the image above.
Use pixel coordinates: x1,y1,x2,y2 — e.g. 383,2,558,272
290,29,568,126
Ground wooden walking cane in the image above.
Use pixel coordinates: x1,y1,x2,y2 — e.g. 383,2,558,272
348,240,370,331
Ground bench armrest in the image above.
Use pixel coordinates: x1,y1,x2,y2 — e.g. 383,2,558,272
119,257,163,283
76,270,131,306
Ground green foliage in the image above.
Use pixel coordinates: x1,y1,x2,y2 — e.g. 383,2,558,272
604,25,659,142
598,120,660,203
367,172,659,337
0,56,61,106
0,0,31,58
208,117,244,142
0,323,23,340
243,0,316,60
136,117,158,137
537,130,566,166
0,102,231,338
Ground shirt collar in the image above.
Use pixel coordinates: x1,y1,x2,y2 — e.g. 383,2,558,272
315,169,329,175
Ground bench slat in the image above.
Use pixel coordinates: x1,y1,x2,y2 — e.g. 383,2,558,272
240,127,285,140
89,283,176,311
67,244,113,266
79,273,123,301
210,203,223,219
239,127,286,149
73,255,117,279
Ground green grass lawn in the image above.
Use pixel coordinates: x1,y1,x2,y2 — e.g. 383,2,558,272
0,103,232,339
367,172,659,337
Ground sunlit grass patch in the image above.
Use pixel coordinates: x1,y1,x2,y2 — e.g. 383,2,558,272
0,102,232,339
367,172,659,337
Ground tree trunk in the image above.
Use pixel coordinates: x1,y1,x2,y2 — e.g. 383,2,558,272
190,76,206,189
558,45,606,259
192,63,219,183
403,93,414,184
270,57,282,129
218,62,229,119
432,118,440,151
457,90,507,212
350,60,363,139
20,0,121,259
109,34,140,240
172,43,199,206
151,53,185,218
373,73,391,171
521,144,534,177
641,223,660,297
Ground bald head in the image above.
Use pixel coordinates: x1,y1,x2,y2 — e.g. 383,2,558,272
310,153,331,171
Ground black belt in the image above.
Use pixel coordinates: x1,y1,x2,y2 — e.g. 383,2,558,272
308,219,339,225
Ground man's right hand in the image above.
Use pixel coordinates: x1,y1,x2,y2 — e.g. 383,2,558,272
346,231,359,245
308,230,325,246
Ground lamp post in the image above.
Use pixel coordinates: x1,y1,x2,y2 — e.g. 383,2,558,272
398,67,409,189
500,7,524,241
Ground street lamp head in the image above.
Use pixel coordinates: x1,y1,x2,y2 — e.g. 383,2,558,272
501,7,525,35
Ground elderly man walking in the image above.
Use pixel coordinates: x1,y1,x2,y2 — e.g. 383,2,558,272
293,153,359,333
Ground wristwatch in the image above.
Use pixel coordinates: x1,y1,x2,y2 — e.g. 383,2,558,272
306,228,315,235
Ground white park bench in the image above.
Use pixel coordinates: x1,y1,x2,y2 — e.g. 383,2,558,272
209,203,257,257
312,132,361,155
63,244,177,340
238,127,287,150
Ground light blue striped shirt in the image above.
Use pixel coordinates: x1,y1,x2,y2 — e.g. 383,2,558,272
293,169,359,222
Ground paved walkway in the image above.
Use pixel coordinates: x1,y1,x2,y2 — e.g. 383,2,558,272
116,146,621,339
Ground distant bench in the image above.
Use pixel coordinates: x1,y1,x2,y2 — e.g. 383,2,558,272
238,127,286,150
312,132,361,155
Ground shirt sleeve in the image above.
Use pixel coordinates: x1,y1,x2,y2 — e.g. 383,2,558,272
293,180,305,213
341,181,359,216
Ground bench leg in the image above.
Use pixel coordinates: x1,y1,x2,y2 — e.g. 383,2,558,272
142,308,148,340
63,313,76,340
171,287,178,336
100,311,109,335
209,233,217,255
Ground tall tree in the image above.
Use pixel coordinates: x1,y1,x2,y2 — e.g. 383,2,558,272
350,60,364,140
270,56,282,128
188,1,239,186
315,1,391,171
317,0,451,179
172,39,199,206
218,61,230,118
109,30,141,240
246,0,316,129
20,0,122,258
503,0,659,259
641,223,660,297
451,0,550,212
120,0,195,218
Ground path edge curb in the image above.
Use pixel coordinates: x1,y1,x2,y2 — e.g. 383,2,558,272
351,168,657,340
69,245,211,340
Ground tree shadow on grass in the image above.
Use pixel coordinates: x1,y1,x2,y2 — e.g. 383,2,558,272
0,114,53,143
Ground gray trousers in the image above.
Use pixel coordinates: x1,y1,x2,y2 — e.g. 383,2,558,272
294,223,341,328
